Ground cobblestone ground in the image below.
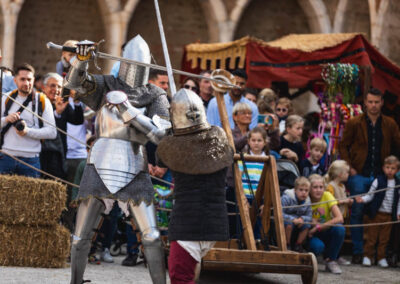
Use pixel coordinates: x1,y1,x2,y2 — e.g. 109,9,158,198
1,256,399,283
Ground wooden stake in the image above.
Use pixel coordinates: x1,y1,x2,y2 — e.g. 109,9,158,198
214,91,256,251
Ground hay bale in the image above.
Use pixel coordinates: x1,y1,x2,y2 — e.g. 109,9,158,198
0,175,66,225
0,224,70,268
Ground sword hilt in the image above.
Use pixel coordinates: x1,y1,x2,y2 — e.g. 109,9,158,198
46,42,76,53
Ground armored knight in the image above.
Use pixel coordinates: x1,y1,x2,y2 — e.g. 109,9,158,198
156,88,233,283
65,36,169,284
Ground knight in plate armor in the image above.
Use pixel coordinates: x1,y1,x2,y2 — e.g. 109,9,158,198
65,36,169,284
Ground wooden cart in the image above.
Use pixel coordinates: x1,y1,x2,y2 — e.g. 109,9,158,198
201,70,318,284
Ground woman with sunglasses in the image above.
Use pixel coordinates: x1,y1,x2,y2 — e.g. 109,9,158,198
182,77,199,95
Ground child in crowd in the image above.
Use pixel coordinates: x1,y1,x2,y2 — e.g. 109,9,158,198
299,137,327,177
279,115,304,166
239,127,268,239
308,174,345,274
355,155,400,268
281,176,312,252
326,160,353,219
275,97,293,133
239,127,269,200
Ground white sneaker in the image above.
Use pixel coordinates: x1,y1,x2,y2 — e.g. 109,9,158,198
337,257,351,266
100,248,114,263
362,256,371,266
378,258,389,268
325,260,342,274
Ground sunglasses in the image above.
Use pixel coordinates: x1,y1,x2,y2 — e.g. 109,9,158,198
184,84,198,92
276,108,288,112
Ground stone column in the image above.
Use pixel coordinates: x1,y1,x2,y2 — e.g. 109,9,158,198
297,0,331,33
0,0,24,68
97,0,139,73
368,0,390,55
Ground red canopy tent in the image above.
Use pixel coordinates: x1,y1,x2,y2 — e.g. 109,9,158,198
181,33,400,104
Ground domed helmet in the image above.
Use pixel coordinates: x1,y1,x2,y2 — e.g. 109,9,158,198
170,88,210,135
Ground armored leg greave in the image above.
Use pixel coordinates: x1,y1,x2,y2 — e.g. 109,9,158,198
128,201,166,284
70,198,105,284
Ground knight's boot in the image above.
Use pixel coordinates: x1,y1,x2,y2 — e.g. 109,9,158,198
129,201,166,284
70,198,105,284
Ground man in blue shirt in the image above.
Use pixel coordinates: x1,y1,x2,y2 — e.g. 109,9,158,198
1,67,17,93
207,69,259,129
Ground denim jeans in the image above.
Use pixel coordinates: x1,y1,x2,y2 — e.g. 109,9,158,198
0,153,40,177
97,202,122,249
347,174,374,255
309,226,345,260
126,223,139,254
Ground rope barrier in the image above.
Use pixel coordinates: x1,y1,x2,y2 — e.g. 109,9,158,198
1,93,175,188
0,149,80,188
273,217,400,228
0,149,174,188
2,92,90,148
277,184,400,210
2,92,398,225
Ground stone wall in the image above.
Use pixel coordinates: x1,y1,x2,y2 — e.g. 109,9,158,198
234,0,311,41
14,0,105,75
3,0,400,75
340,0,370,38
383,1,400,65
127,0,208,71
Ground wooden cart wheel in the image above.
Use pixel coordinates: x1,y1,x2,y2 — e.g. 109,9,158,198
301,253,318,284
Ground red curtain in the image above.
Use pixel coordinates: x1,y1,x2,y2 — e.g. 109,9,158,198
245,35,400,103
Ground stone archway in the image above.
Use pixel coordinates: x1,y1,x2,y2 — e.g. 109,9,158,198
234,0,311,41
14,0,105,74
334,0,371,38
127,0,208,71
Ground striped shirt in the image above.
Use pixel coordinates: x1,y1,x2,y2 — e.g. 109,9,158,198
238,151,265,199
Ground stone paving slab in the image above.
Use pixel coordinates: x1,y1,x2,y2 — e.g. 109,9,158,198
1,256,399,283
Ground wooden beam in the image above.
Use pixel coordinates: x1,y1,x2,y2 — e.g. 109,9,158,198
267,156,287,251
214,91,256,251
203,248,312,265
234,153,270,162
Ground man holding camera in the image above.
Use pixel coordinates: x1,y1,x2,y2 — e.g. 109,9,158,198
0,63,57,177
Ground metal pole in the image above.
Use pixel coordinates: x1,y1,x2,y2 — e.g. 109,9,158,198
153,0,177,96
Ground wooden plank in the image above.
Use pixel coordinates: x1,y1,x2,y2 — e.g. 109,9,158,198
234,153,270,163
203,248,313,266
267,156,287,251
233,163,257,250
215,93,235,149
213,240,240,249
261,163,272,236
203,262,313,274
214,91,256,251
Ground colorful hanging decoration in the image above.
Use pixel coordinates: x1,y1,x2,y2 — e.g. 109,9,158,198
321,63,359,104
315,63,362,165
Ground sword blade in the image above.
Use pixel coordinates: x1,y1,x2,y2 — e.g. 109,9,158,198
47,41,239,89
97,52,239,89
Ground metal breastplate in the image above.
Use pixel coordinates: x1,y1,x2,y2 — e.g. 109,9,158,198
95,105,148,144
89,105,148,194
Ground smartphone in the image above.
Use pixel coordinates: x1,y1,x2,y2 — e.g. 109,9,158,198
258,114,273,125
62,87,71,102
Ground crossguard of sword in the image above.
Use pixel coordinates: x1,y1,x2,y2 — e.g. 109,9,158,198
46,39,105,70
210,69,236,93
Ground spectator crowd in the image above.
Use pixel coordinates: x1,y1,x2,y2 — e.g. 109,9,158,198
1,40,400,275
